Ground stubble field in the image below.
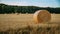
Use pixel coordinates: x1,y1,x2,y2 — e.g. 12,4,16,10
0,14,60,34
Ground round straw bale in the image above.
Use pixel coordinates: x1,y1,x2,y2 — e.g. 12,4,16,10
33,10,51,24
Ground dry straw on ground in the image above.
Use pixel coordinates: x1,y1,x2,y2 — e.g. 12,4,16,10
33,10,51,24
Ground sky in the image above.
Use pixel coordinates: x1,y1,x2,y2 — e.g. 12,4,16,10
0,0,60,7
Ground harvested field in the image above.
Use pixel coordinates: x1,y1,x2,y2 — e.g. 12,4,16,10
0,14,60,34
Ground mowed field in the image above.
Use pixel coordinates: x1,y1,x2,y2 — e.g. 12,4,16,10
0,14,60,34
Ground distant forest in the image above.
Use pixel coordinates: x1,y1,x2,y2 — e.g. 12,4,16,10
0,3,60,14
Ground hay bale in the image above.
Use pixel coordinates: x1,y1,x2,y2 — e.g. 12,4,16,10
33,10,51,24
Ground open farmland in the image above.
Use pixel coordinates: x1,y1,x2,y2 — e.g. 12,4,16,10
0,14,60,34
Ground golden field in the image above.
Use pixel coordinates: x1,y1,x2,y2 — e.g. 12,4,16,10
0,14,60,34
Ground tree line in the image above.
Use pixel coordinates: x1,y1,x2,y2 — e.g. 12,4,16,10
0,3,60,14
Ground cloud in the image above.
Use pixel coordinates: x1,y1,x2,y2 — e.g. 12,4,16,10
1,1,31,6
1,0,60,7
